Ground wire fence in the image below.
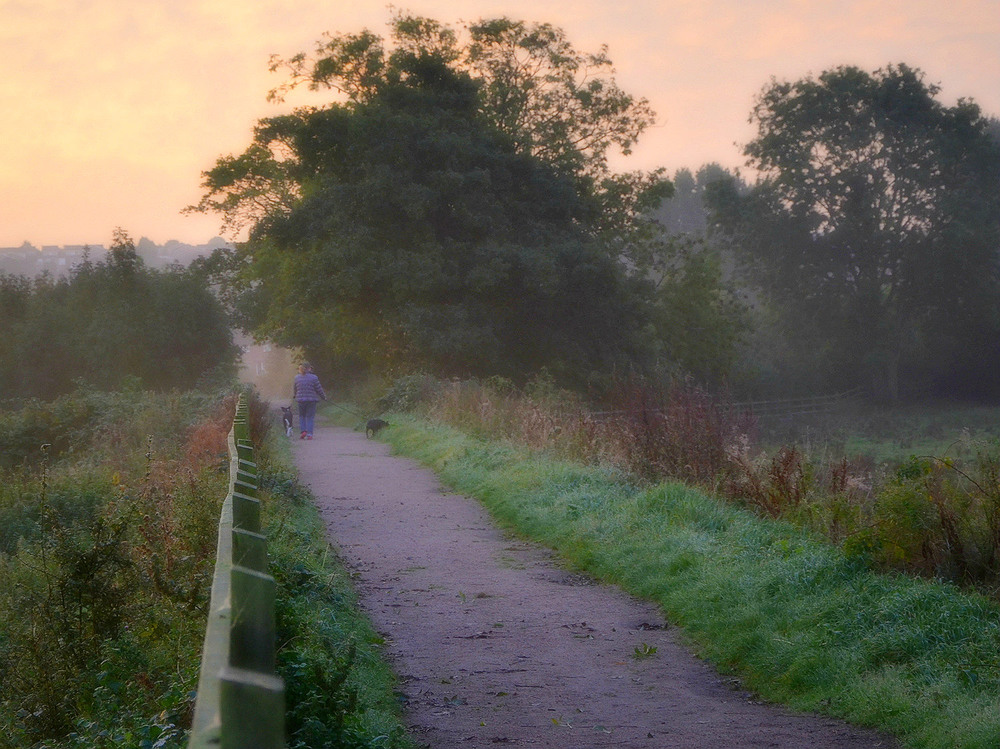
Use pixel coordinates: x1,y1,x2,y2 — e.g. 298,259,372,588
587,388,864,423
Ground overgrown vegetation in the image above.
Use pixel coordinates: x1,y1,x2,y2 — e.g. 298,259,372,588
371,375,1000,597
0,387,231,746
0,388,411,748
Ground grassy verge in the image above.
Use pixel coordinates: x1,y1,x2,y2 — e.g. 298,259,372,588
380,414,1000,749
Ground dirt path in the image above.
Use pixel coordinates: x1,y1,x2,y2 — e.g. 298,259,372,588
292,425,896,748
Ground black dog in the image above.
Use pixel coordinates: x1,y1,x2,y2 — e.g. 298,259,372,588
281,406,294,437
366,418,389,438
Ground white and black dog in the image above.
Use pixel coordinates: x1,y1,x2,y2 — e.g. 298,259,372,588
280,406,294,437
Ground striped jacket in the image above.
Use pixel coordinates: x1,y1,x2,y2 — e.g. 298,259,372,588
293,373,326,402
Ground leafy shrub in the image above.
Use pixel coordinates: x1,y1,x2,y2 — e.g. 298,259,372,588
0,387,234,746
869,452,1000,586
374,373,442,414
872,462,942,571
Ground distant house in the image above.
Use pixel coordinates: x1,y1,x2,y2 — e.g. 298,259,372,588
0,239,228,277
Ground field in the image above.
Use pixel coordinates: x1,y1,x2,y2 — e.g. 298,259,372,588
754,399,1000,466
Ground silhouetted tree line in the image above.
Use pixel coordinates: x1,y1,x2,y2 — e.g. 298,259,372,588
0,230,238,401
190,13,746,390
189,13,1000,402
702,65,1000,400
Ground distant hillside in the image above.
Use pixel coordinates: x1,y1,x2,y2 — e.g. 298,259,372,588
0,237,232,277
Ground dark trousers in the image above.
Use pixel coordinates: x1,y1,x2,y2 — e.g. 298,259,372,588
297,400,318,435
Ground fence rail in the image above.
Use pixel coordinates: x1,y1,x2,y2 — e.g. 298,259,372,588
189,395,285,748
729,388,864,418
588,388,864,422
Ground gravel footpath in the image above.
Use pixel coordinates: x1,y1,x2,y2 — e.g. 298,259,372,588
291,424,897,749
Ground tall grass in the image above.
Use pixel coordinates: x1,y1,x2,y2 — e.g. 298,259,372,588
0,388,234,747
394,375,1000,594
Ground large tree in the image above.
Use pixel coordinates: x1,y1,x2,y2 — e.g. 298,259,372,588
265,16,656,191
192,14,665,385
708,64,1000,399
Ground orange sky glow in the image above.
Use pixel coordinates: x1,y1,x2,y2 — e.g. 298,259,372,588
1,0,997,248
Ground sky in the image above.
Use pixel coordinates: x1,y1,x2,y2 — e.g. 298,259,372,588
1,0,998,248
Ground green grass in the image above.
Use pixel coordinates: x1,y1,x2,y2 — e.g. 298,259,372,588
758,401,1000,466
842,403,1000,465
381,414,1000,749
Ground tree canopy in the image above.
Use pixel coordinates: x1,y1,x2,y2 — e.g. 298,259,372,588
707,64,1000,399
265,16,655,184
192,14,671,385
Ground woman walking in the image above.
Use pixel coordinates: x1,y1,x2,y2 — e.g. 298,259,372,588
292,362,326,439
